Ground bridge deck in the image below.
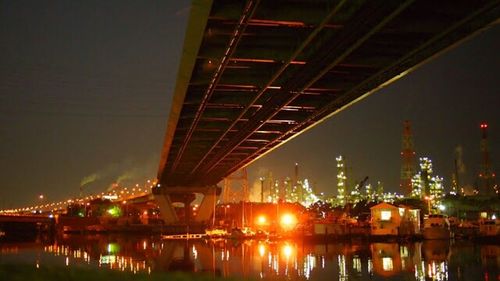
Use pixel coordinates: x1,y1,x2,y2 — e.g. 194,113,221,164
158,0,499,187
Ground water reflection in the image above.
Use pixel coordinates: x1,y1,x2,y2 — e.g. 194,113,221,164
1,235,499,281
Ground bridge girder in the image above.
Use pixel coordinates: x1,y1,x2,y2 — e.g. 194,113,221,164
157,0,500,188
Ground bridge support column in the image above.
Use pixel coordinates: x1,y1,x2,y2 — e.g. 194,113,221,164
153,193,178,224
194,186,218,224
183,197,191,225
153,185,221,226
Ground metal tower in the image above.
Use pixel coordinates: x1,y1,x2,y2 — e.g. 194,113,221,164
267,171,274,203
294,163,304,203
400,120,416,195
336,156,347,205
477,123,497,195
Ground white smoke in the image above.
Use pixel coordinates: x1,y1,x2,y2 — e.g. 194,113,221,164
80,155,158,194
455,145,466,174
80,173,99,187
249,179,262,202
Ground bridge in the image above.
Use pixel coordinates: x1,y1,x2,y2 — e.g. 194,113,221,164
153,0,500,224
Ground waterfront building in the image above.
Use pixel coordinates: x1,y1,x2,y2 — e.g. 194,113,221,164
370,202,420,236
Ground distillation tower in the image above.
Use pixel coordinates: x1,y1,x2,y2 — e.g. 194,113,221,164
400,120,416,196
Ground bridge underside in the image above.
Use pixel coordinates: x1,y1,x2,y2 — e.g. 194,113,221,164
155,0,499,224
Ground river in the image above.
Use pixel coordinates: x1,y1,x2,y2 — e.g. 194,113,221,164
0,234,499,281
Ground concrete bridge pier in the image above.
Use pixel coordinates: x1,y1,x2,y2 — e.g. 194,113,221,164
153,185,221,226
153,191,178,224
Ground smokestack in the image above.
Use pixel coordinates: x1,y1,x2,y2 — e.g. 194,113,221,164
400,120,416,196
477,122,496,195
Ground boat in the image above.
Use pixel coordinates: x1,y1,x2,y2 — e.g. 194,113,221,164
162,233,206,240
254,229,269,240
454,220,478,239
478,219,500,238
229,227,255,239
422,214,453,239
205,227,229,238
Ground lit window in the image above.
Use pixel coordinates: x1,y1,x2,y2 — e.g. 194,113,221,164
381,210,392,221
382,257,393,271
410,209,418,218
400,246,409,258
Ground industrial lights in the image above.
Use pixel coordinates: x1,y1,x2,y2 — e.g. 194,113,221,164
280,213,297,230
256,215,267,225
282,244,294,259
258,244,266,257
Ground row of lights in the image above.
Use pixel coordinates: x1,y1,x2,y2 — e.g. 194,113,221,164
0,180,157,214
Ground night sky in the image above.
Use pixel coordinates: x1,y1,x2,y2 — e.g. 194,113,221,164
1,1,498,208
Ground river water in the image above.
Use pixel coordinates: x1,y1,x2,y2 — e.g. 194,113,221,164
0,234,498,281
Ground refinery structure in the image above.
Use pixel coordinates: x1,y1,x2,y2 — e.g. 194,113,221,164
0,122,497,240
1,122,497,214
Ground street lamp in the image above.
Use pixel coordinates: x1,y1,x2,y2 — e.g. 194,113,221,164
260,177,265,203
224,204,230,222
122,201,128,217
38,194,45,214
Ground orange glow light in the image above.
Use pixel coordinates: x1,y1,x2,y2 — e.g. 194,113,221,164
280,213,297,230
282,244,293,259
258,244,266,257
256,215,267,225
